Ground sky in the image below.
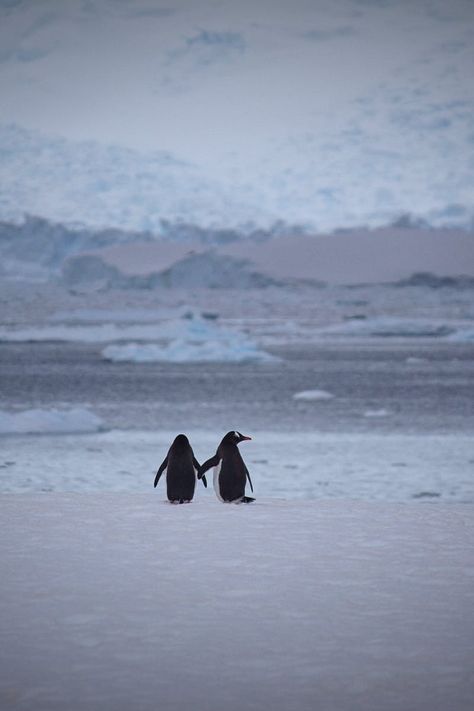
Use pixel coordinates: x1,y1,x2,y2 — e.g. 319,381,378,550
1,0,473,230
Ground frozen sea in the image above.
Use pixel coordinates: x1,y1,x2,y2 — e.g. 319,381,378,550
1,280,474,711
1,281,473,501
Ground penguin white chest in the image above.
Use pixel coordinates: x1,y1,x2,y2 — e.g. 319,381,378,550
213,461,224,502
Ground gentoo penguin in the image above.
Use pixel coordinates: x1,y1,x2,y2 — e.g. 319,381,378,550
154,434,207,503
198,431,254,503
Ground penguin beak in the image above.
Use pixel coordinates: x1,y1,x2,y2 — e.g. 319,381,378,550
240,435,252,441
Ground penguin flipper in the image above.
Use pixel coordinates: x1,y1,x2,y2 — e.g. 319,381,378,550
154,456,168,488
192,456,207,487
244,464,254,493
198,454,220,479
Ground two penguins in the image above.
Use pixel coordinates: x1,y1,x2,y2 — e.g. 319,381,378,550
154,431,255,504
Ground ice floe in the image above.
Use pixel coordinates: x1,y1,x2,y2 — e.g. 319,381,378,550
0,408,104,435
0,311,276,362
99,312,277,363
319,317,454,338
447,328,474,342
293,389,335,401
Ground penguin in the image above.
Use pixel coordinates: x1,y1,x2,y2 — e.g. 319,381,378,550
154,434,207,503
198,431,254,503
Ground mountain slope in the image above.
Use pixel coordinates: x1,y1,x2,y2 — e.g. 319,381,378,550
0,0,473,232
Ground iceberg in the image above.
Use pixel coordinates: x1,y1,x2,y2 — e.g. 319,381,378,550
99,313,277,363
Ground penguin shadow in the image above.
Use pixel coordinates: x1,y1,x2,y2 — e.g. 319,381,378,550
154,431,256,505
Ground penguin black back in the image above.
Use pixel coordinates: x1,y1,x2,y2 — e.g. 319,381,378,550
199,431,254,503
154,434,207,503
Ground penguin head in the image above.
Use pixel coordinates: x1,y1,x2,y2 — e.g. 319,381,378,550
172,434,190,448
223,430,252,445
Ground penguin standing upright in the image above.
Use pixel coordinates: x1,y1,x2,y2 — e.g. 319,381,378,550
154,434,207,503
198,431,254,503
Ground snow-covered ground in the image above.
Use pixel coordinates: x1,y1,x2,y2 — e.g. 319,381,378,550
1,495,473,711
0,429,472,503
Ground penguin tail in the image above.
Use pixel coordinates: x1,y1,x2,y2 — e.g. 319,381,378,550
242,496,255,504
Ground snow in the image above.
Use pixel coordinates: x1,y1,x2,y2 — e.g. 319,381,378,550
1,2,474,232
0,494,473,711
0,408,104,435
1,430,473,503
293,389,335,401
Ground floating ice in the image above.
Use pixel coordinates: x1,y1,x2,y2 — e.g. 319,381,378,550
447,328,474,343
293,389,334,401
102,338,275,364
99,313,277,363
364,409,391,418
0,307,227,343
0,323,162,343
0,408,104,435
320,317,454,338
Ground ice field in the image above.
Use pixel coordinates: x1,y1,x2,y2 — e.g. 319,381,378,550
1,495,473,711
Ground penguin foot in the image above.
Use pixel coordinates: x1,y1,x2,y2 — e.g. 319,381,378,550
241,496,255,504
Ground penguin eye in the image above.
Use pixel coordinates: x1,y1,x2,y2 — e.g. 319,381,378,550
233,431,239,439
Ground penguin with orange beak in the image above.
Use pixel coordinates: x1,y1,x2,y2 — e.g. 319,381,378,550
198,431,254,503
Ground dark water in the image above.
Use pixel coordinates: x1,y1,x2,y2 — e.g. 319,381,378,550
1,340,473,434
